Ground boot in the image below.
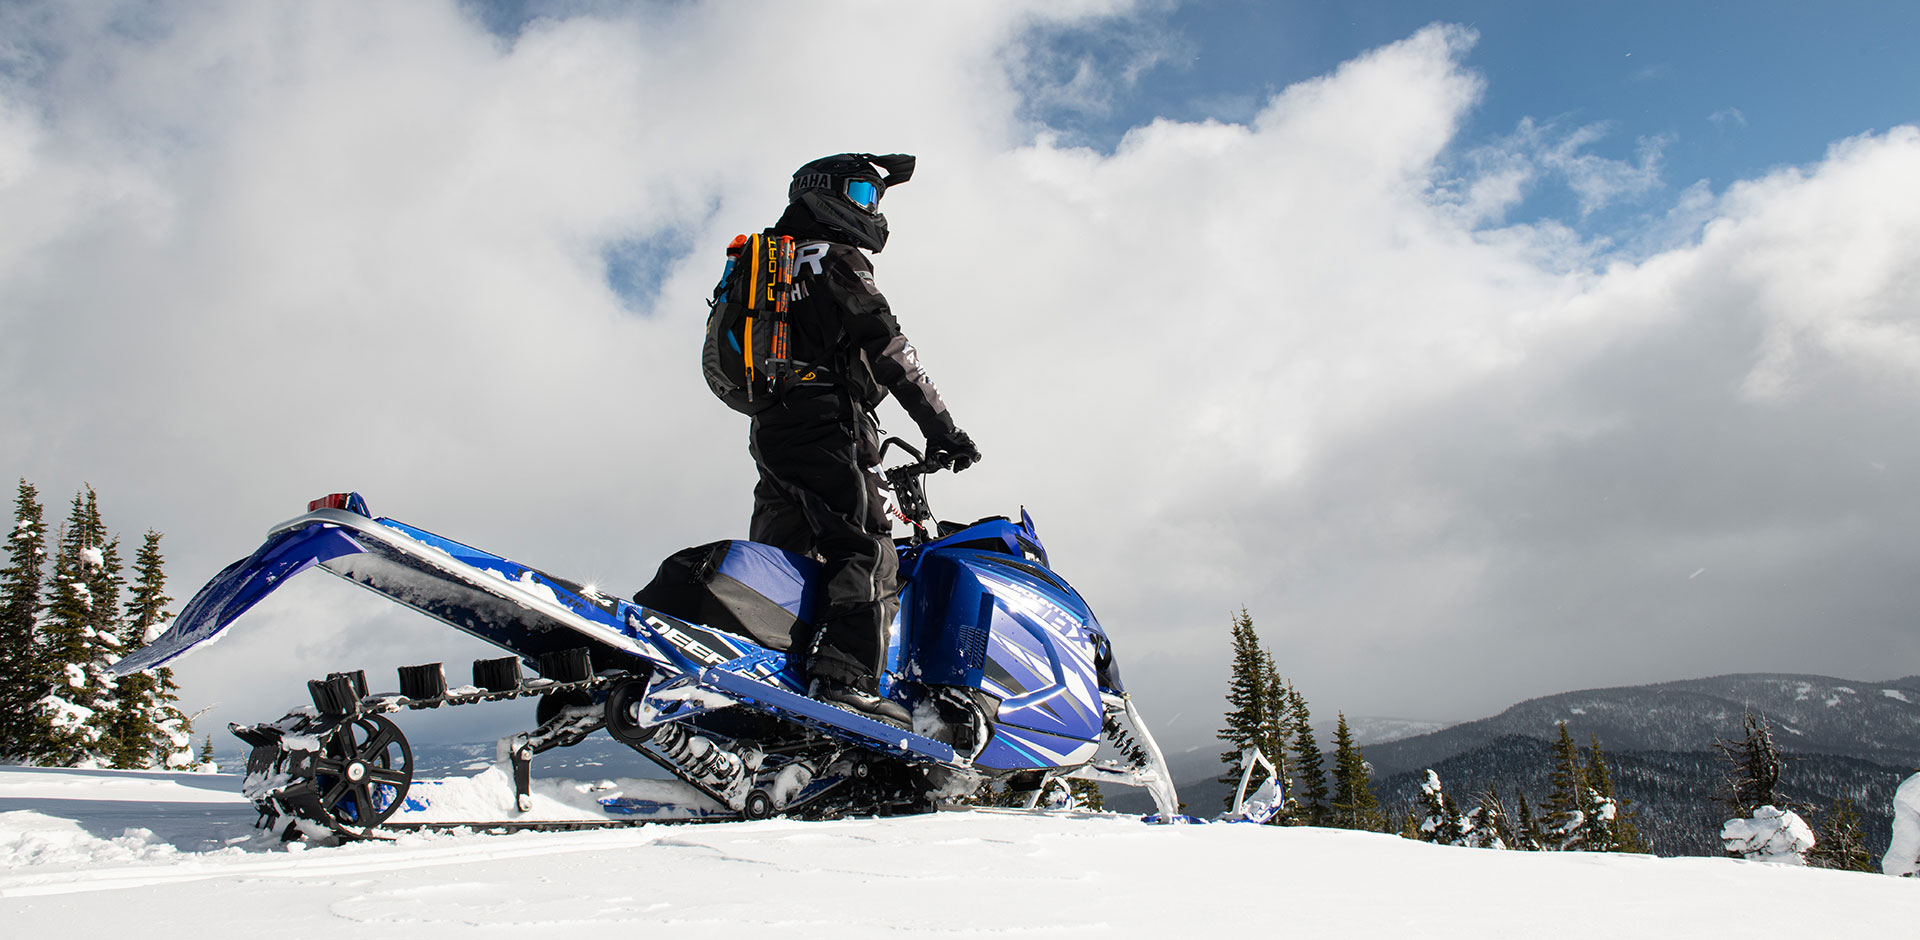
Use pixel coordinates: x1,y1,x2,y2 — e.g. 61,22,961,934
809,677,911,729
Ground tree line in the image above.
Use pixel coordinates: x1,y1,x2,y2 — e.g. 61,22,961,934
1217,608,1888,870
1,478,200,769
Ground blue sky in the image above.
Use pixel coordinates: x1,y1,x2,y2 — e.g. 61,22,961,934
1028,0,1920,233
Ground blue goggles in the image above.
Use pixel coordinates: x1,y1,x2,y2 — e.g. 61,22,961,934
843,179,881,213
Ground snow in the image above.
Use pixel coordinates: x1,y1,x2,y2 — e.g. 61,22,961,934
1721,805,1815,864
1885,689,1911,703
1887,773,1920,877
37,694,94,736
4,766,1917,936
394,768,726,825
481,565,564,609
80,547,103,568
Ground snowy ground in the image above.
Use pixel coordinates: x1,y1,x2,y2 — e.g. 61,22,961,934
3,766,1914,938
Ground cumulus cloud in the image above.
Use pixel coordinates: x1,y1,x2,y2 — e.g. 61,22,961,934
3,2,1918,753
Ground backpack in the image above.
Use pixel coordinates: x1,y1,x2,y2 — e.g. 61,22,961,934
702,230,799,415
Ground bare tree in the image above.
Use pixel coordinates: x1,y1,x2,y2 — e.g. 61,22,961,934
1714,709,1786,816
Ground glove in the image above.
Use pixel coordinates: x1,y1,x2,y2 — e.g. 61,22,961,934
927,428,981,472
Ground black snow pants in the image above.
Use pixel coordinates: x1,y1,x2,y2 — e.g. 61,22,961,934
747,388,898,692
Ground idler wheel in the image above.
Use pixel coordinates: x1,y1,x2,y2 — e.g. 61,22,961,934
743,789,777,820
604,676,658,747
308,713,413,838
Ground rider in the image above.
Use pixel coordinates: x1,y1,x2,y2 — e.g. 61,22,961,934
750,153,980,728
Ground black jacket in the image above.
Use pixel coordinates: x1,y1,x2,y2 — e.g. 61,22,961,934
770,214,955,439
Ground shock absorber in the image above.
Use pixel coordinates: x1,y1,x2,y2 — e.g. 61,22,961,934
653,722,747,804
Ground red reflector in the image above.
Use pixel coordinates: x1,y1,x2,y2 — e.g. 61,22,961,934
309,493,352,512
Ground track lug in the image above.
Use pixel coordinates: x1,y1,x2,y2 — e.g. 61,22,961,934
398,662,448,702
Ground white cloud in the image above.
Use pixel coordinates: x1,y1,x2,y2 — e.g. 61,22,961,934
4,2,1919,753
1444,117,1668,221
1709,107,1748,129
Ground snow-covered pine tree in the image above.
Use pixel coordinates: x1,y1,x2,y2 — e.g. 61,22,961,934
1512,791,1543,851
1217,609,1272,809
1541,721,1589,850
1583,735,1648,852
1415,770,1445,842
105,530,193,768
1806,797,1873,872
1328,712,1383,830
1287,686,1329,826
1465,784,1511,849
1580,735,1619,852
31,487,129,767
1416,770,1468,845
2,479,51,761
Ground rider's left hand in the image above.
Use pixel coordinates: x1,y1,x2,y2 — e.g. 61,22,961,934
928,428,981,472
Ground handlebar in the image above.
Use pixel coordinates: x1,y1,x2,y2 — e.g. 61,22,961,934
877,437,945,541
875,436,950,475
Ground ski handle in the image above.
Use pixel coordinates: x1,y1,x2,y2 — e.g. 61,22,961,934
877,436,947,540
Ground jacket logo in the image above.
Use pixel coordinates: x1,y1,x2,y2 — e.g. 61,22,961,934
795,242,829,277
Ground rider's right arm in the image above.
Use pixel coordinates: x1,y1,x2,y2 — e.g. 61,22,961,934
827,248,957,438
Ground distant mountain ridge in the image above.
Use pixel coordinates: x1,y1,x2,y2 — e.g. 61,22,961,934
1108,672,1920,846
1364,673,1920,779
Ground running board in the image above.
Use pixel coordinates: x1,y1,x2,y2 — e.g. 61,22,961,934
698,668,958,765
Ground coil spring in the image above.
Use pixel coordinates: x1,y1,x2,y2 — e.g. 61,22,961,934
654,722,745,790
1102,713,1150,767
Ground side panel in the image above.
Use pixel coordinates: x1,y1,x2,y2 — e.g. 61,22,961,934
902,548,1105,772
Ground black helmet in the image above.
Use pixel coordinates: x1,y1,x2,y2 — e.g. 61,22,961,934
787,153,915,252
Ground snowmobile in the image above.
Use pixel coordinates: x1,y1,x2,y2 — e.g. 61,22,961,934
112,440,1276,840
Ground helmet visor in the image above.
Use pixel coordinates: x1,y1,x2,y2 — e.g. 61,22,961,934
843,178,881,213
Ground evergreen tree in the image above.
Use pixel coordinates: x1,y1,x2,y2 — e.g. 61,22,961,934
1583,735,1648,853
1216,609,1272,807
32,487,128,766
198,734,217,769
1066,778,1105,811
1328,712,1383,830
1287,686,1329,826
1541,722,1589,850
1256,657,1296,824
105,531,192,768
1807,797,1873,872
1465,784,1511,849
1416,769,1468,845
1512,792,1543,851
1580,735,1619,852
1388,803,1419,840
1,479,50,760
